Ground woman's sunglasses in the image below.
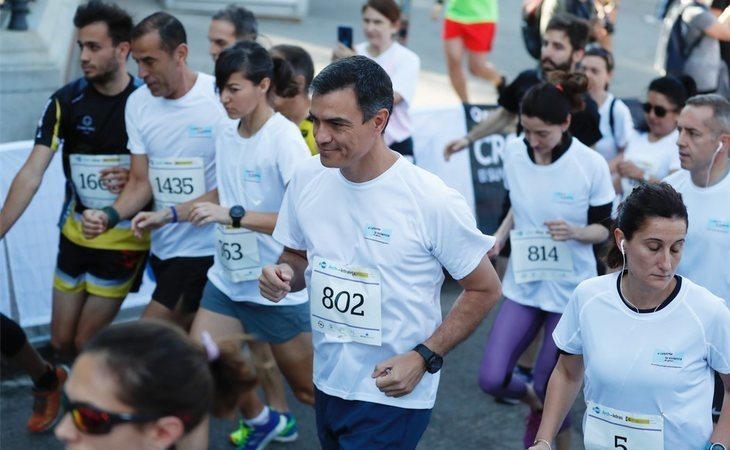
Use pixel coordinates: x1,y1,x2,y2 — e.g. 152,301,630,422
642,102,676,118
61,391,162,435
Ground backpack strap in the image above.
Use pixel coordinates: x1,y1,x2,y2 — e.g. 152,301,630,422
609,97,617,143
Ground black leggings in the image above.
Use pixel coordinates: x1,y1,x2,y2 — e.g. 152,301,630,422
1,313,27,358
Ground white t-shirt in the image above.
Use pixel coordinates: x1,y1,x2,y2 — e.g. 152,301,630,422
665,169,730,304
502,137,615,313
620,130,680,201
126,73,226,259
207,113,310,305
355,42,420,146
554,273,730,450
594,93,634,162
273,155,494,409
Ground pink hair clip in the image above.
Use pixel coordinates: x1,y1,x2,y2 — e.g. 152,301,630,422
200,331,220,362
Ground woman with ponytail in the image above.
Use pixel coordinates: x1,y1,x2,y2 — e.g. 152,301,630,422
55,320,257,449
478,71,615,449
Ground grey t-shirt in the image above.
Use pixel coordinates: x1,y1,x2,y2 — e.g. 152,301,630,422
683,4,724,92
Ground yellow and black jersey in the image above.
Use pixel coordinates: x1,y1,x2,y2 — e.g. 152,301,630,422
299,117,318,155
34,75,149,250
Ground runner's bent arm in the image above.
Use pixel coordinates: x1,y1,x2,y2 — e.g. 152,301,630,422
444,108,518,160
709,372,730,446
423,253,501,357
0,145,54,238
529,354,585,449
374,253,501,397
110,154,152,219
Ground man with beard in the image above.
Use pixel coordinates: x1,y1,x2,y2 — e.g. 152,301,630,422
444,14,601,159
0,1,147,355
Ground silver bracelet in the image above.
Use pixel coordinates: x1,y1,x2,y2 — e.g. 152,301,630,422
534,439,552,450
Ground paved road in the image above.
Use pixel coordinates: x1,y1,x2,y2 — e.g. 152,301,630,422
1,0,663,448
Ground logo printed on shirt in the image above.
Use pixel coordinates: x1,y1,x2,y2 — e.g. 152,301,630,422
187,126,213,138
244,168,262,183
707,219,730,234
364,225,392,244
552,192,576,203
76,115,95,134
651,350,684,368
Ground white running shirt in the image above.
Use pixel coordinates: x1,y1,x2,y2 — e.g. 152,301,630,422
207,113,310,305
502,137,615,313
126,73,226,259
554,273,730,450
620,130,680,201
273,155,494,409
594,93,634,162
665,169,730,304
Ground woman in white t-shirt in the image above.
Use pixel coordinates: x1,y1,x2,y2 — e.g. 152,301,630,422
333,0,420,160
579,46,634,169
478,72,615,449
178,41,313,448
529,183,730,450
615,76,695,201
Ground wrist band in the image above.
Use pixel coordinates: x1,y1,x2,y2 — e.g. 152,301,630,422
101,206,120,230
170,206,178,223
534,439,552,450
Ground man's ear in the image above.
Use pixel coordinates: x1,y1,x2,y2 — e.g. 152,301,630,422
372,108,390,135
174,43,189,65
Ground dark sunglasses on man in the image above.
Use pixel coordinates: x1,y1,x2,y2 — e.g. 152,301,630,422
642,102,676,118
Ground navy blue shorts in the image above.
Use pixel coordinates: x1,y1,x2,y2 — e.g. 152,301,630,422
314,388,432,450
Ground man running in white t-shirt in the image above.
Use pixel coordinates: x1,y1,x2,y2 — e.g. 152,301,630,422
82,12,225,329
260,55,502,449
665,93,730,424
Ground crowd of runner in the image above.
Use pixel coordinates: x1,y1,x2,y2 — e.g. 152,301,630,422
0,1,728,449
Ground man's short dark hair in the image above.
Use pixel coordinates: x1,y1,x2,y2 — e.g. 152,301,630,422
73,0,133,46
131,12,187,54
545,14,590,53
212,4,258,41
311,56,393,123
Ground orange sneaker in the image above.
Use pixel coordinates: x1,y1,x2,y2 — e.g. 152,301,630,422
27,365,68,433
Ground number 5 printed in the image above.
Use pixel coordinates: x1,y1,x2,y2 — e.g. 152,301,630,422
614,435,628,450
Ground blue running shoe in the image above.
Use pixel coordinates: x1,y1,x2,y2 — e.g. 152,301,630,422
231,410,286,450
273,412,298,443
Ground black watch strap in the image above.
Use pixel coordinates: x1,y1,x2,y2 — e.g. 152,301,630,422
413,344,443,374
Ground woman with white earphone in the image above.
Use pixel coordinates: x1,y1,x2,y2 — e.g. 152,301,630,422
527,182,730,450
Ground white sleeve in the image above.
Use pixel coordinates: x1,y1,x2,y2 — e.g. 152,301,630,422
427,187,494,280
707,300,730,374
125,96,146,155
553,288,584,354
589,156,616,206
615,100,635,149
390,49,420,106
277,125,312,186
272,169,307,252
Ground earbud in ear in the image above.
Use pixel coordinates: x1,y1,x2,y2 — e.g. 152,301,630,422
714,142,723,156
620,240,625,255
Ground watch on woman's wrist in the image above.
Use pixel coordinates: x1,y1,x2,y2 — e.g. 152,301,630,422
707,443,727,450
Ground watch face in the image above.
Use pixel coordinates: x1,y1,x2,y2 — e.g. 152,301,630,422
428,355,443,373
230,205,244,218
710,444,727,450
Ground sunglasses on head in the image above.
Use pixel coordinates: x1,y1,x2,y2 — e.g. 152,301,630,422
61,391,162,435
642,102,676,118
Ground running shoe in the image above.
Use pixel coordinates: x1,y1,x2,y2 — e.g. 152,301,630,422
230,410,286,450
27,365,68,433
273,412,298,442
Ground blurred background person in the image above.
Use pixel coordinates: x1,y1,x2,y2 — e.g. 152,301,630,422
208,4,258,62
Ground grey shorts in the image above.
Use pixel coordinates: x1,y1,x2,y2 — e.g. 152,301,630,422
200,281,311,343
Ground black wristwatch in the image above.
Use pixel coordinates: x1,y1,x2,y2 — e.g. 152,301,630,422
413,344,443,374
229,205,246,228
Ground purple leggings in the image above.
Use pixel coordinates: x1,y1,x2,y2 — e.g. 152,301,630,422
478,298,572,426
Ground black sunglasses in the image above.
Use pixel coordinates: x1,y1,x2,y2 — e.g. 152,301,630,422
61,391,162,435
642,102,676,118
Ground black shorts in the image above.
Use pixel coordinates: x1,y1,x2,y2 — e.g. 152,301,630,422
149,254,213,313
54,234,147,298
